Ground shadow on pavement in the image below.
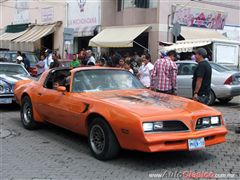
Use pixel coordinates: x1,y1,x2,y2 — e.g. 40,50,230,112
0,103,20,111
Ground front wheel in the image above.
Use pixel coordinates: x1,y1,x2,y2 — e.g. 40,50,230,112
88,118,120,160
21,96,40,130
207,90,216,106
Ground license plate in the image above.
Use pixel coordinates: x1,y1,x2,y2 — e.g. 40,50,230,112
0,98,12,104
188,138,205,150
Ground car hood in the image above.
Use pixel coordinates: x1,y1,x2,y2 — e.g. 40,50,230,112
81,89,217,117
0,74,30,86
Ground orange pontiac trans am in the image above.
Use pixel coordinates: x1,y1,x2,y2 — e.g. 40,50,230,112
14,67,227,160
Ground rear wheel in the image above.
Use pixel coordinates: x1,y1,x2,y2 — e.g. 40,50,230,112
218,97,233,104
207,90,216,106
88,117,120,160
21,96,40,130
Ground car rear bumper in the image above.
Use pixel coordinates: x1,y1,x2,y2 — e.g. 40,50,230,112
136,126,227,152
214,85,240,98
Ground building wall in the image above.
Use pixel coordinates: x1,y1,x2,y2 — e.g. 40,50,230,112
158,0,240,42
0,1,66,56
101,0,159,60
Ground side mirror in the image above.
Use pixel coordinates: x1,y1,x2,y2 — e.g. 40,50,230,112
57,86,66,92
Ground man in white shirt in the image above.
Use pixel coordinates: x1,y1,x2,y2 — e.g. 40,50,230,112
86,50,96,65
44,49,53,70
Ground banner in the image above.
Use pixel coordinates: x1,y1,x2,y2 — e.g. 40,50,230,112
14,0,29,24
67,0,100,36
173,5,227,30
41,7,54,23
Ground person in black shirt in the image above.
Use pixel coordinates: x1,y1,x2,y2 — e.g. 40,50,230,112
50,53,60,69
22,53,30,71
192,48,212,104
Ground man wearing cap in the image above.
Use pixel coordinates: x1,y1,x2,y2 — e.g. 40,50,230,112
192,48,212,104
150,50,178,95
44,49,53,70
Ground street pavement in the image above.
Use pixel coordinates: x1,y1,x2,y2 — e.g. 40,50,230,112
0,97,239,180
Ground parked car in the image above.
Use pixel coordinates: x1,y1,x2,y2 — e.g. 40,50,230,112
14,67,227,160
0,50,38,76
177,61,240,105
0,62,31,104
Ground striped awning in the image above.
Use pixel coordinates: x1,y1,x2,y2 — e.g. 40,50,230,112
0,30,28,49
14,24,56,42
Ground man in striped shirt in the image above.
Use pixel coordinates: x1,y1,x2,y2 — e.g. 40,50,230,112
150,50,178,95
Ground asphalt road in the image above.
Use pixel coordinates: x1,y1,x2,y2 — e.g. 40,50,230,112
0,97,239,180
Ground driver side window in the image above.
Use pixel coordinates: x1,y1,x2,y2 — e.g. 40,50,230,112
44,70,71,91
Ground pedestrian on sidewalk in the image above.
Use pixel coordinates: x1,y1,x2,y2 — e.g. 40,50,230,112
137,54,154,88
50,53,60,69
150,50,178,94
192,48,212,104
36,54,45,77
70,54,80,69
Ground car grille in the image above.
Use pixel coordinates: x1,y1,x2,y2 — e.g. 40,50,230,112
157,121,189,132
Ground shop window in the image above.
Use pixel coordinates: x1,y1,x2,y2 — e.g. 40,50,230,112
118,0,155,11
134,0,149,8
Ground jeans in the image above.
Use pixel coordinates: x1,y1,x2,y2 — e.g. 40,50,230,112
198,95,209,105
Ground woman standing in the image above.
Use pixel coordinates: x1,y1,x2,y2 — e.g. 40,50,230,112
137,54,154,88
36,54,45,77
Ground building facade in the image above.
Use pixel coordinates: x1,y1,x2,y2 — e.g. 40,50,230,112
0,0,239,61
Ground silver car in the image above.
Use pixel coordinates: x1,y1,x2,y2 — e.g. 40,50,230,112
176,61,240,105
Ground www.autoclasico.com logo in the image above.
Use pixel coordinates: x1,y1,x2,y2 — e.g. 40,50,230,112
77,0,86,12
148,171,235,179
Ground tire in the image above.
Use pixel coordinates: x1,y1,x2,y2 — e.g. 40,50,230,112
207,90,216,106
20,96,40,130
88,117,120,161
218,97,233,104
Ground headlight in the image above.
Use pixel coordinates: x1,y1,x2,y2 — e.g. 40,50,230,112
196,116,221,129
0,80,12,93
153,121,163,130
0,85,4,93
143,123,153,132
210,116,220,125
143,122,164,132
202,117,210,125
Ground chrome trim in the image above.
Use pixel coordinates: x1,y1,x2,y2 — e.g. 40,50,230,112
195,125,222,131
0,94,14,97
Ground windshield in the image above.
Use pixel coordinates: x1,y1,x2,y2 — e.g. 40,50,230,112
0,64,29,76
210,63,232,72
72,69,145,92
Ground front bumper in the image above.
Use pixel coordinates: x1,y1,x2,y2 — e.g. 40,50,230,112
137,126,227,152
214,85,240,98
0,94,15,104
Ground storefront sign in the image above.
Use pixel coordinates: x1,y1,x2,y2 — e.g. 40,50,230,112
67,0,100,36
41,7,54,22
173,5,227,30
14,0,29,24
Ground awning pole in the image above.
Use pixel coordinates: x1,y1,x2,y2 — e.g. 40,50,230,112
133,40,149,52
